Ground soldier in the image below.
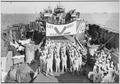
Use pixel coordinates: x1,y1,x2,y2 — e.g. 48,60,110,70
107,54,112,60
60,46,64,56
55,52,61,72
61,52,67,72
101,72,115,83
69,47,75,72
72,55,79,75
42,50,47,72
93,66,101,83
50,40,55,49
39,51,44,73
77,53,82,72
57,40,61,49
47,39,51,47
63,45,66,55
46,52,53,76
88,63,97,79
68,49,72,72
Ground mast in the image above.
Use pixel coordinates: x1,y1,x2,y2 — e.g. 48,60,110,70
59,1,60,7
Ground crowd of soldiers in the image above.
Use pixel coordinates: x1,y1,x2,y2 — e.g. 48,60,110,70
37,38,119,83
88,49,119,83
7,36,119,83
38,39,86,76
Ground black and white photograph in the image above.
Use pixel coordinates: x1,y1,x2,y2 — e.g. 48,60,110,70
1,0,119,83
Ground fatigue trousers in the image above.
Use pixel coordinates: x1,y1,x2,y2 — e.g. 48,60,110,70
62,62,67,72
46,62,53,75
56,62,60,72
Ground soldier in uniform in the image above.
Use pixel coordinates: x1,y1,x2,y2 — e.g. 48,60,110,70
68,49,72,72
63,42,66,55
61,52,67,72
39,50,44,73
55,52,61,72
93,66,101,83
46,51,53,76
69,47,75,72
77,52,82,72
72,54,79,75
42,49,47,73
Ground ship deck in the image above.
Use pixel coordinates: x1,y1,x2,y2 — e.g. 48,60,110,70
30,36,92,83
31,64,92,83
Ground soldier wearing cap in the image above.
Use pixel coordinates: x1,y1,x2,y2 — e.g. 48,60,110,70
55,52,61,72
72,55,79,75
88,63,97,79
61,52,67,72
93,66,101,83
77,53,82,72
46,51,53,76
42,49,47,72
69,47,75,72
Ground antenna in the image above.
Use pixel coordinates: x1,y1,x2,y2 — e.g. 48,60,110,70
59,1,61,7
49,3,50,8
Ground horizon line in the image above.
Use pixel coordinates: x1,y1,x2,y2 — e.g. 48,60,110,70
1,12,119,14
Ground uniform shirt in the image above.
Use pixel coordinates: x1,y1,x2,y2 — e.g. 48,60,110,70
108,67,114,74
102,64,106,71
104,66,109,73
43,50,47,58
94,71,101,83
99,69,104,79
73,57,79,67
55,56,60,63
58,42,61,48
101,73,113,83
46,54,53,63
70,56,75,63
106,63,110,69
42,56,47,63
47,41,51,47
63,46,66,54
77,55,82,65
62,55,67,63
71,49,75,56
40,56,44,65
57,47,60,53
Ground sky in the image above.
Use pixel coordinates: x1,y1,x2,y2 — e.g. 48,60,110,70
1,2,119,13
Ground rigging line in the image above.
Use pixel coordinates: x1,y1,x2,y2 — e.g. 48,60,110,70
98,34,117,50
37,36,46,49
